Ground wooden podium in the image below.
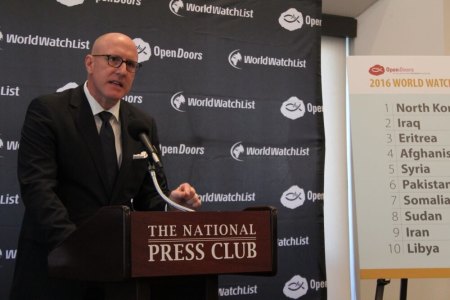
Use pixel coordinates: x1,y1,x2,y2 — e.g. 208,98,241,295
48,206,277,300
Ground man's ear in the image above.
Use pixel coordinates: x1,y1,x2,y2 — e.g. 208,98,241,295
85,54,94,74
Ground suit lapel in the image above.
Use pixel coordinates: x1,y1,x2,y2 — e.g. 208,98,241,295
69,87,111,204
110,103,137,204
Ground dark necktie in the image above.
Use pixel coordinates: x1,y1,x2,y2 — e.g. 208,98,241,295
98,111,118,193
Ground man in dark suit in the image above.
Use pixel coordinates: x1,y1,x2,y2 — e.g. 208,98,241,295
10,32,201,300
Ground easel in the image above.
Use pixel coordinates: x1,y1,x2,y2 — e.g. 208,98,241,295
375,278,408,300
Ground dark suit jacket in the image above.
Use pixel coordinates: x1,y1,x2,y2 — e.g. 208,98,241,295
10,86,168,300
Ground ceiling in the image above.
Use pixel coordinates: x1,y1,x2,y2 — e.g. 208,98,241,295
322,0,378,17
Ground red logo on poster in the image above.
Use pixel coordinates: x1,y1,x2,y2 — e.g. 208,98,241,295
369,64,385,76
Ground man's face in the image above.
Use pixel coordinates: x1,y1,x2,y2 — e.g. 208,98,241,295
85,35,138,108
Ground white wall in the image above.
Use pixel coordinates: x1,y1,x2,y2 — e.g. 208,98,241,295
353,0,445,55
349,0,450,299
322,36,353,300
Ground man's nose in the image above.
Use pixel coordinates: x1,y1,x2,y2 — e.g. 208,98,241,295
115,63,128,75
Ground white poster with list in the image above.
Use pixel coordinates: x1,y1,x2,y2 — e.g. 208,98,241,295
348,56,450,279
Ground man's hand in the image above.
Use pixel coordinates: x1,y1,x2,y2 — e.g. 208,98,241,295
169,183,201,210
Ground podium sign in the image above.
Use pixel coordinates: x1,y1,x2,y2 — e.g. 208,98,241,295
48,206,276,299
131,210,275,277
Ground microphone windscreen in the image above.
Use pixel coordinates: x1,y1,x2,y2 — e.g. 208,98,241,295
127,119,149,141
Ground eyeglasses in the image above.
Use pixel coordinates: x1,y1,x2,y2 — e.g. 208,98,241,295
92,54,142,73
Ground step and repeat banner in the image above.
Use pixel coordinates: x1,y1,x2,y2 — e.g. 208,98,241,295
349,56,450,279
0,0,325,299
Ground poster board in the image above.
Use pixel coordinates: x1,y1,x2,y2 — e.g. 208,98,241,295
348,56,450,279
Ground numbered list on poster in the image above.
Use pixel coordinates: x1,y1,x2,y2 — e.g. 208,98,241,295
348,57,450,276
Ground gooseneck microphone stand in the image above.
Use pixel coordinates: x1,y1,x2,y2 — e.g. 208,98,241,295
148,161,194,212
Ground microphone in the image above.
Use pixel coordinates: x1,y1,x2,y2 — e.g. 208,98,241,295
128,119,163,168
127,119,193,212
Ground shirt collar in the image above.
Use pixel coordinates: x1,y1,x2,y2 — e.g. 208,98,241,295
83,81,120,121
